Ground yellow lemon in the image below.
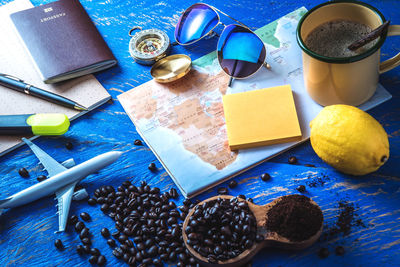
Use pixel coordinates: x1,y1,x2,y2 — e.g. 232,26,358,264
310,104,389,175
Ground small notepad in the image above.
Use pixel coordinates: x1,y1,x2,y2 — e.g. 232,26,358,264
222,85,302,150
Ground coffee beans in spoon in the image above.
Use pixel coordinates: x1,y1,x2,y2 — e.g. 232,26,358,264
185,197,260,263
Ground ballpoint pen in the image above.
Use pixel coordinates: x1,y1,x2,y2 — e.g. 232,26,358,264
0,73,88,111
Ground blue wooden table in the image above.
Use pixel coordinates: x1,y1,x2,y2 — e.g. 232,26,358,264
0,0,399,266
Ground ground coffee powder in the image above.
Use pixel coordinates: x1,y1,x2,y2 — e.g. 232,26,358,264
265,195,323,242
321,200,367,241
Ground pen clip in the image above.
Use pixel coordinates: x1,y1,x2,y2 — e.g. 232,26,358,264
0,73,24,82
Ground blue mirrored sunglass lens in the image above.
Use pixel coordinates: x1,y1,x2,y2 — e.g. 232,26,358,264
175,4,219,45
217,25,266,78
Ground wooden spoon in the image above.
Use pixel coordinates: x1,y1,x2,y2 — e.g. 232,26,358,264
182,195,323,267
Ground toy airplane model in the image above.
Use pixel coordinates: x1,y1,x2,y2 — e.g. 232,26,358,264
0,138,121,232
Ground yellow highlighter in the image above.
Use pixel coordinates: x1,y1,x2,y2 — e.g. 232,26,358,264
0,114,70,135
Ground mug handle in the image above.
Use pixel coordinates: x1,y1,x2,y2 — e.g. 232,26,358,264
379,25,400,74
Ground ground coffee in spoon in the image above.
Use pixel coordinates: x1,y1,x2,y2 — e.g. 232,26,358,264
265,195,323,242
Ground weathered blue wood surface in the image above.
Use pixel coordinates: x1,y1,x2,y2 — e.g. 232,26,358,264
0,0,399,266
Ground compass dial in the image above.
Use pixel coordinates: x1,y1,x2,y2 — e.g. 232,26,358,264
129,29,171,65
136,37,163,55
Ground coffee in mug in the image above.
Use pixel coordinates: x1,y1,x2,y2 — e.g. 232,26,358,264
305,20,378,58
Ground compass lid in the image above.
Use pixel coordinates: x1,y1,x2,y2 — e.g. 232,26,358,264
150,54,192,83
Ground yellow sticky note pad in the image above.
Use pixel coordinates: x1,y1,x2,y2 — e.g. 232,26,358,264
223,85,302,150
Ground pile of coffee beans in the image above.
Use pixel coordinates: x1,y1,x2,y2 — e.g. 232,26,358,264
86,181,198,266
265,195,323,242
67,213,107,266
185,197,262,263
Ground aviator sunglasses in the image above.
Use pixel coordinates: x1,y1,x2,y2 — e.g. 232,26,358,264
175,3,270,85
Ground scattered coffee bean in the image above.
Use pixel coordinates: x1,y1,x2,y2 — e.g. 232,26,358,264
134,139,143,146
80,212,91,221
101,228,110,238
288,156,298,164
137,242,145,251
125,239,134,247
112,248,123,259
54,239,64,250
247,197,254,203
65,141,73,150
318,247,330,258
80,228,90,239
143,258,153,264
128,256,136,265
111,231,120,239
228,180,238,188
81,237,91,246
107,239,116,247
89,255,98,265
148,162,157,171
36,175,47,182
100,203,109,212
118,234,128,243
169,188,178,199
217,187,228,195
69,214,79,225
208,254,217,263
304,164,315,167
122,252,131,262
335,246,345,256
87,198,97,206
260,173,271,181
90,248,100,256
76,245,85,255
153,258,162,266
97,255,106,266
183,199,191,206
75,221,85,232
296,185,306,193
83,245,91,254
238,194,246,200
18,167,29,178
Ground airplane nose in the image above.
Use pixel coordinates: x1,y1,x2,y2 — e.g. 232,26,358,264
113,151,123,158
109,151,123,162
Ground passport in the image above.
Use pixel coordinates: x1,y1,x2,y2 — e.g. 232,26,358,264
10,0,117,84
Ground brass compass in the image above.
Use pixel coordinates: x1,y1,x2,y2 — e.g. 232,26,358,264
128,26,192,83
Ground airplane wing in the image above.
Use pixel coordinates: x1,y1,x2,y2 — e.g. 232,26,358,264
55,182,77,232
22,138,67,177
